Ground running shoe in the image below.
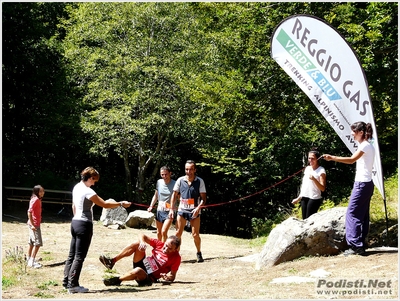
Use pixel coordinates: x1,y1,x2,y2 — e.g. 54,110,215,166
196,252,204,263
343,247,366,256
68,286,89,294
99,255,115,269
103,277,121,286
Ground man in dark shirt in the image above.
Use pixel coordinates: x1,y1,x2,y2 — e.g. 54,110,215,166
169,160,207,263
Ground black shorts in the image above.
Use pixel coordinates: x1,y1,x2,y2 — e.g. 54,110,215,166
133,259,156,286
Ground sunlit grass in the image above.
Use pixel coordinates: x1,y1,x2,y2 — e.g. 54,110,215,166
37,280,59,290
2,260,25,289
2,274,17,289
370,172,398,223
2,246,61,298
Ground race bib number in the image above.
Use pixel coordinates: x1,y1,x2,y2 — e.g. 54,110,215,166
180,198,195,209
160,202,171,211
143,256,159,274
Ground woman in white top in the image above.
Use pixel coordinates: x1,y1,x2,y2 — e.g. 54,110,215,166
292,148,326,219
63,167,131,294
323,121,375,256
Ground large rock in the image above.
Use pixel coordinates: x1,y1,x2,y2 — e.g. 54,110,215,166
125,210,155,229
256,207,347,269
100,201,129,229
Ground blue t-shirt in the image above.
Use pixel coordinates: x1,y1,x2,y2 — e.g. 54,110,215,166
156,179,176,211
173,176,206,213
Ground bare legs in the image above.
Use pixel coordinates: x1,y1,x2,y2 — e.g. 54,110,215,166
175,214,201,253
108,241,149,283
113,241,145,264
27,244,41,261
155,217,173,242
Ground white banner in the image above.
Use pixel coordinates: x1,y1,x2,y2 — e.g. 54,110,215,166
271,14,385,199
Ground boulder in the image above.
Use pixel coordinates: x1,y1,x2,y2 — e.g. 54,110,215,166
256,207,347,269
100,200,129,228
125,210,155,229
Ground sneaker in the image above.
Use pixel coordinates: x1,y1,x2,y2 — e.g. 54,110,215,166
343,247,366,257
27,259,42,268
103,277,121,286
32,261,42,268
27,259,33,267
99,255,114,269
196,252,204,263
68,286,89,294
356,247,366,256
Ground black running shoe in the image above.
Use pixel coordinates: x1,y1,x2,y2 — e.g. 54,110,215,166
103,276,121,286
99,255,115,269
197,252,204,263
343,247,366,257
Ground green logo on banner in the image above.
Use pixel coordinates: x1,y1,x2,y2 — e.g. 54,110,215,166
277,29,316,70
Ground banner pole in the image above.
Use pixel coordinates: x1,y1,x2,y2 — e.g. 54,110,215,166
382,197,389,246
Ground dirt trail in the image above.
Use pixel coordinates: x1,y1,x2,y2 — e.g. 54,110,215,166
2,207,398,299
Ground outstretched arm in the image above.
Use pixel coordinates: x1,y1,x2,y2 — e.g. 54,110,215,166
89,195,131,209
323,150,364,165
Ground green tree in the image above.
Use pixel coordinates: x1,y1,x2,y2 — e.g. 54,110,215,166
61,2,206,201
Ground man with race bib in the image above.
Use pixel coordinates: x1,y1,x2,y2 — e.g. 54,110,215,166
168,160,207,263
100,233,181,286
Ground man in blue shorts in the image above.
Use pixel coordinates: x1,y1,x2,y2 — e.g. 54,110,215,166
169,160,207,262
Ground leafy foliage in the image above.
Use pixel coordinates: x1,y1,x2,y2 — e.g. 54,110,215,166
60,2,206,201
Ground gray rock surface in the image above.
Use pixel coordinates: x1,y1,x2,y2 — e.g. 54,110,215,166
125,210,155,229
256,207,348,269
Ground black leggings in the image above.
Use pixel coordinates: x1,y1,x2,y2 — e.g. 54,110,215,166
301,197,322,219
63,220,93,288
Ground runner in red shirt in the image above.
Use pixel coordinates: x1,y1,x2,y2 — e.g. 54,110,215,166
100,233,181,286
27,185,45,269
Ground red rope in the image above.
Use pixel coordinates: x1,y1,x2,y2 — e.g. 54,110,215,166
201,165,306,208
131,164,310,209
